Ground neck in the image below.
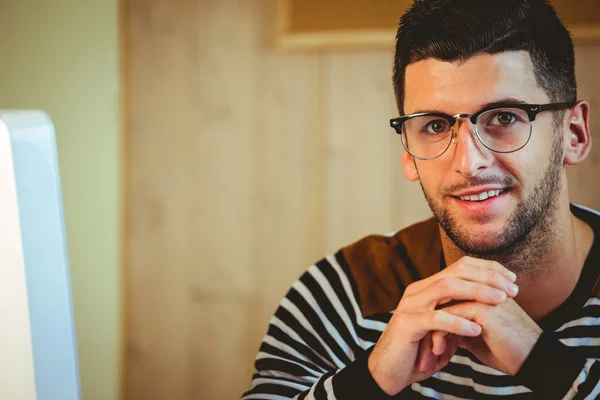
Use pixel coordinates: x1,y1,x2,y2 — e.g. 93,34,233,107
441,199,594,322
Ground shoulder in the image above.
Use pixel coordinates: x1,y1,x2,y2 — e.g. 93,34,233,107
335,218,442,317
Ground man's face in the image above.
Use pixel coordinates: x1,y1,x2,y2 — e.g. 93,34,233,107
402,51,565,256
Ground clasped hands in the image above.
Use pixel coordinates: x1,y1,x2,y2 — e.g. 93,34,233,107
368,256,543,396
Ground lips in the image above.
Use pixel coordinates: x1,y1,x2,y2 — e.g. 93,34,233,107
448,184,513,217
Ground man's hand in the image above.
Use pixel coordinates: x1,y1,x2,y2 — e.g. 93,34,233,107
442,298,543,375
367,257,519,396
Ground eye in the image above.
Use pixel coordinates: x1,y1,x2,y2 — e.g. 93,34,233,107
424,119,450,134
478,108,529,129
495,112,516,125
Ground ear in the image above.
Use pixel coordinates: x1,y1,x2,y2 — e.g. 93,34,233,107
563,100,592,166
402,150,420,181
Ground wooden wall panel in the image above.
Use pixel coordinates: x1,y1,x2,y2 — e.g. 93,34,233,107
125,1,328,398
322,52,401,250
186,0,262,297
275,0,600,50
184,2,265,399
126,0,197,399
187,297,261,399
124,1,600,399
255,52,323,315
568,47,600,209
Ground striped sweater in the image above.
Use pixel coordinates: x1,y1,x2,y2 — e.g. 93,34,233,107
241,204,600,399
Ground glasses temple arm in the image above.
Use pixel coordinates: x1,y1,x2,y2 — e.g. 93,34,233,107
539,101,577,112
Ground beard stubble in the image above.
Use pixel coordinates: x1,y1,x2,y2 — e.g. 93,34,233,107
420,129,564,276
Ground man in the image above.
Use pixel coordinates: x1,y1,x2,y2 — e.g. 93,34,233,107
242,0,599,398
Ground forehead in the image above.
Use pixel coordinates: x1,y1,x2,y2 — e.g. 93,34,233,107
403,51,549,114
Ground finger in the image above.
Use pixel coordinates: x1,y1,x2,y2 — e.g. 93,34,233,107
417,332,437,373
404,257,516,300
455,257,517,282
438,334,459,367
408,310,482,340
420,277,508,309
451,262,519,298
432,330,447,356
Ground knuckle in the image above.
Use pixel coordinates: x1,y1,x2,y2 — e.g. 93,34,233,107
473,283,485,299
431,311,444,325
489,270,501,284
435,277,452,292
452,318,464,333
489,260,504,271
456,256,471,268
397,296,413,312
489,287,504,301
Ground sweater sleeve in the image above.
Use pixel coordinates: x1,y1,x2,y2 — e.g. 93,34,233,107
515,331,600,399
240,255,402,399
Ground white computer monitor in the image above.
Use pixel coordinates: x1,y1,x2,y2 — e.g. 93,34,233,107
0,110,80,400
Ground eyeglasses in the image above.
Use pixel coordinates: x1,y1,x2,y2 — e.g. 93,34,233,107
389,102,575,160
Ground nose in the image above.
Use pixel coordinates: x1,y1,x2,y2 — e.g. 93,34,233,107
451,119,494,178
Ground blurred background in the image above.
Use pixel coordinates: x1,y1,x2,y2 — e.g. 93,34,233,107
0,1,598,399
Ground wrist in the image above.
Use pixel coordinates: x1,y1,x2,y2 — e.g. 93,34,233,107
508,326,543,375
333,346,400,399
367,351,408,396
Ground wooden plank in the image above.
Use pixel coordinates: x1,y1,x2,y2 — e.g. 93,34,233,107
184,3,265,396
186,293,260,399
185,0,262,296
283,0,600,32
253,50,323,325
274,0,600,50
288,0,406,32
322,51,400,250
568,46,600,210
125,0,197,398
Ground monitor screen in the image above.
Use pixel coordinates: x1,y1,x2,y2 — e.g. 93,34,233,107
0,110,80,400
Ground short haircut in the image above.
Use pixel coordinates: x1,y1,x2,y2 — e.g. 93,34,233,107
393,0,577,115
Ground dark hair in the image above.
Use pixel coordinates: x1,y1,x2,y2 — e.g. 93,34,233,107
393,0,577,115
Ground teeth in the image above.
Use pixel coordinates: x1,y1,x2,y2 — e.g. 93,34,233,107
460,189,503,202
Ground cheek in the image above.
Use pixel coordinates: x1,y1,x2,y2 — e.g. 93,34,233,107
496,153,541,195
515,121,560,174
415,161,446,192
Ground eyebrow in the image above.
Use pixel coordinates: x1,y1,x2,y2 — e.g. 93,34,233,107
407,97,528,115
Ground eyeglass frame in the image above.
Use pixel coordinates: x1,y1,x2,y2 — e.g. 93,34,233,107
389,101,576,160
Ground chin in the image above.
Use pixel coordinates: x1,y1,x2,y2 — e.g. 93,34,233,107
466,212,510,230
445,221,511,256
433,203,521,255
458,233,509,255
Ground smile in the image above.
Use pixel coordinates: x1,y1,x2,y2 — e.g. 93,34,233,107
457,189,506,202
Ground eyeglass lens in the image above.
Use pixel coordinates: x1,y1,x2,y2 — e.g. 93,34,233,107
401,108,532,159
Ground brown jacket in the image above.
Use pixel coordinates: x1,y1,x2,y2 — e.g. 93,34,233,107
341,218,443,318
341,214,600,319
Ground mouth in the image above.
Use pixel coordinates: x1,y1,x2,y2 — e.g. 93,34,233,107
453,188,509,202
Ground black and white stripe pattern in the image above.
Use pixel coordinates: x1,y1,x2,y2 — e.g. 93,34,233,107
242,252,600,399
